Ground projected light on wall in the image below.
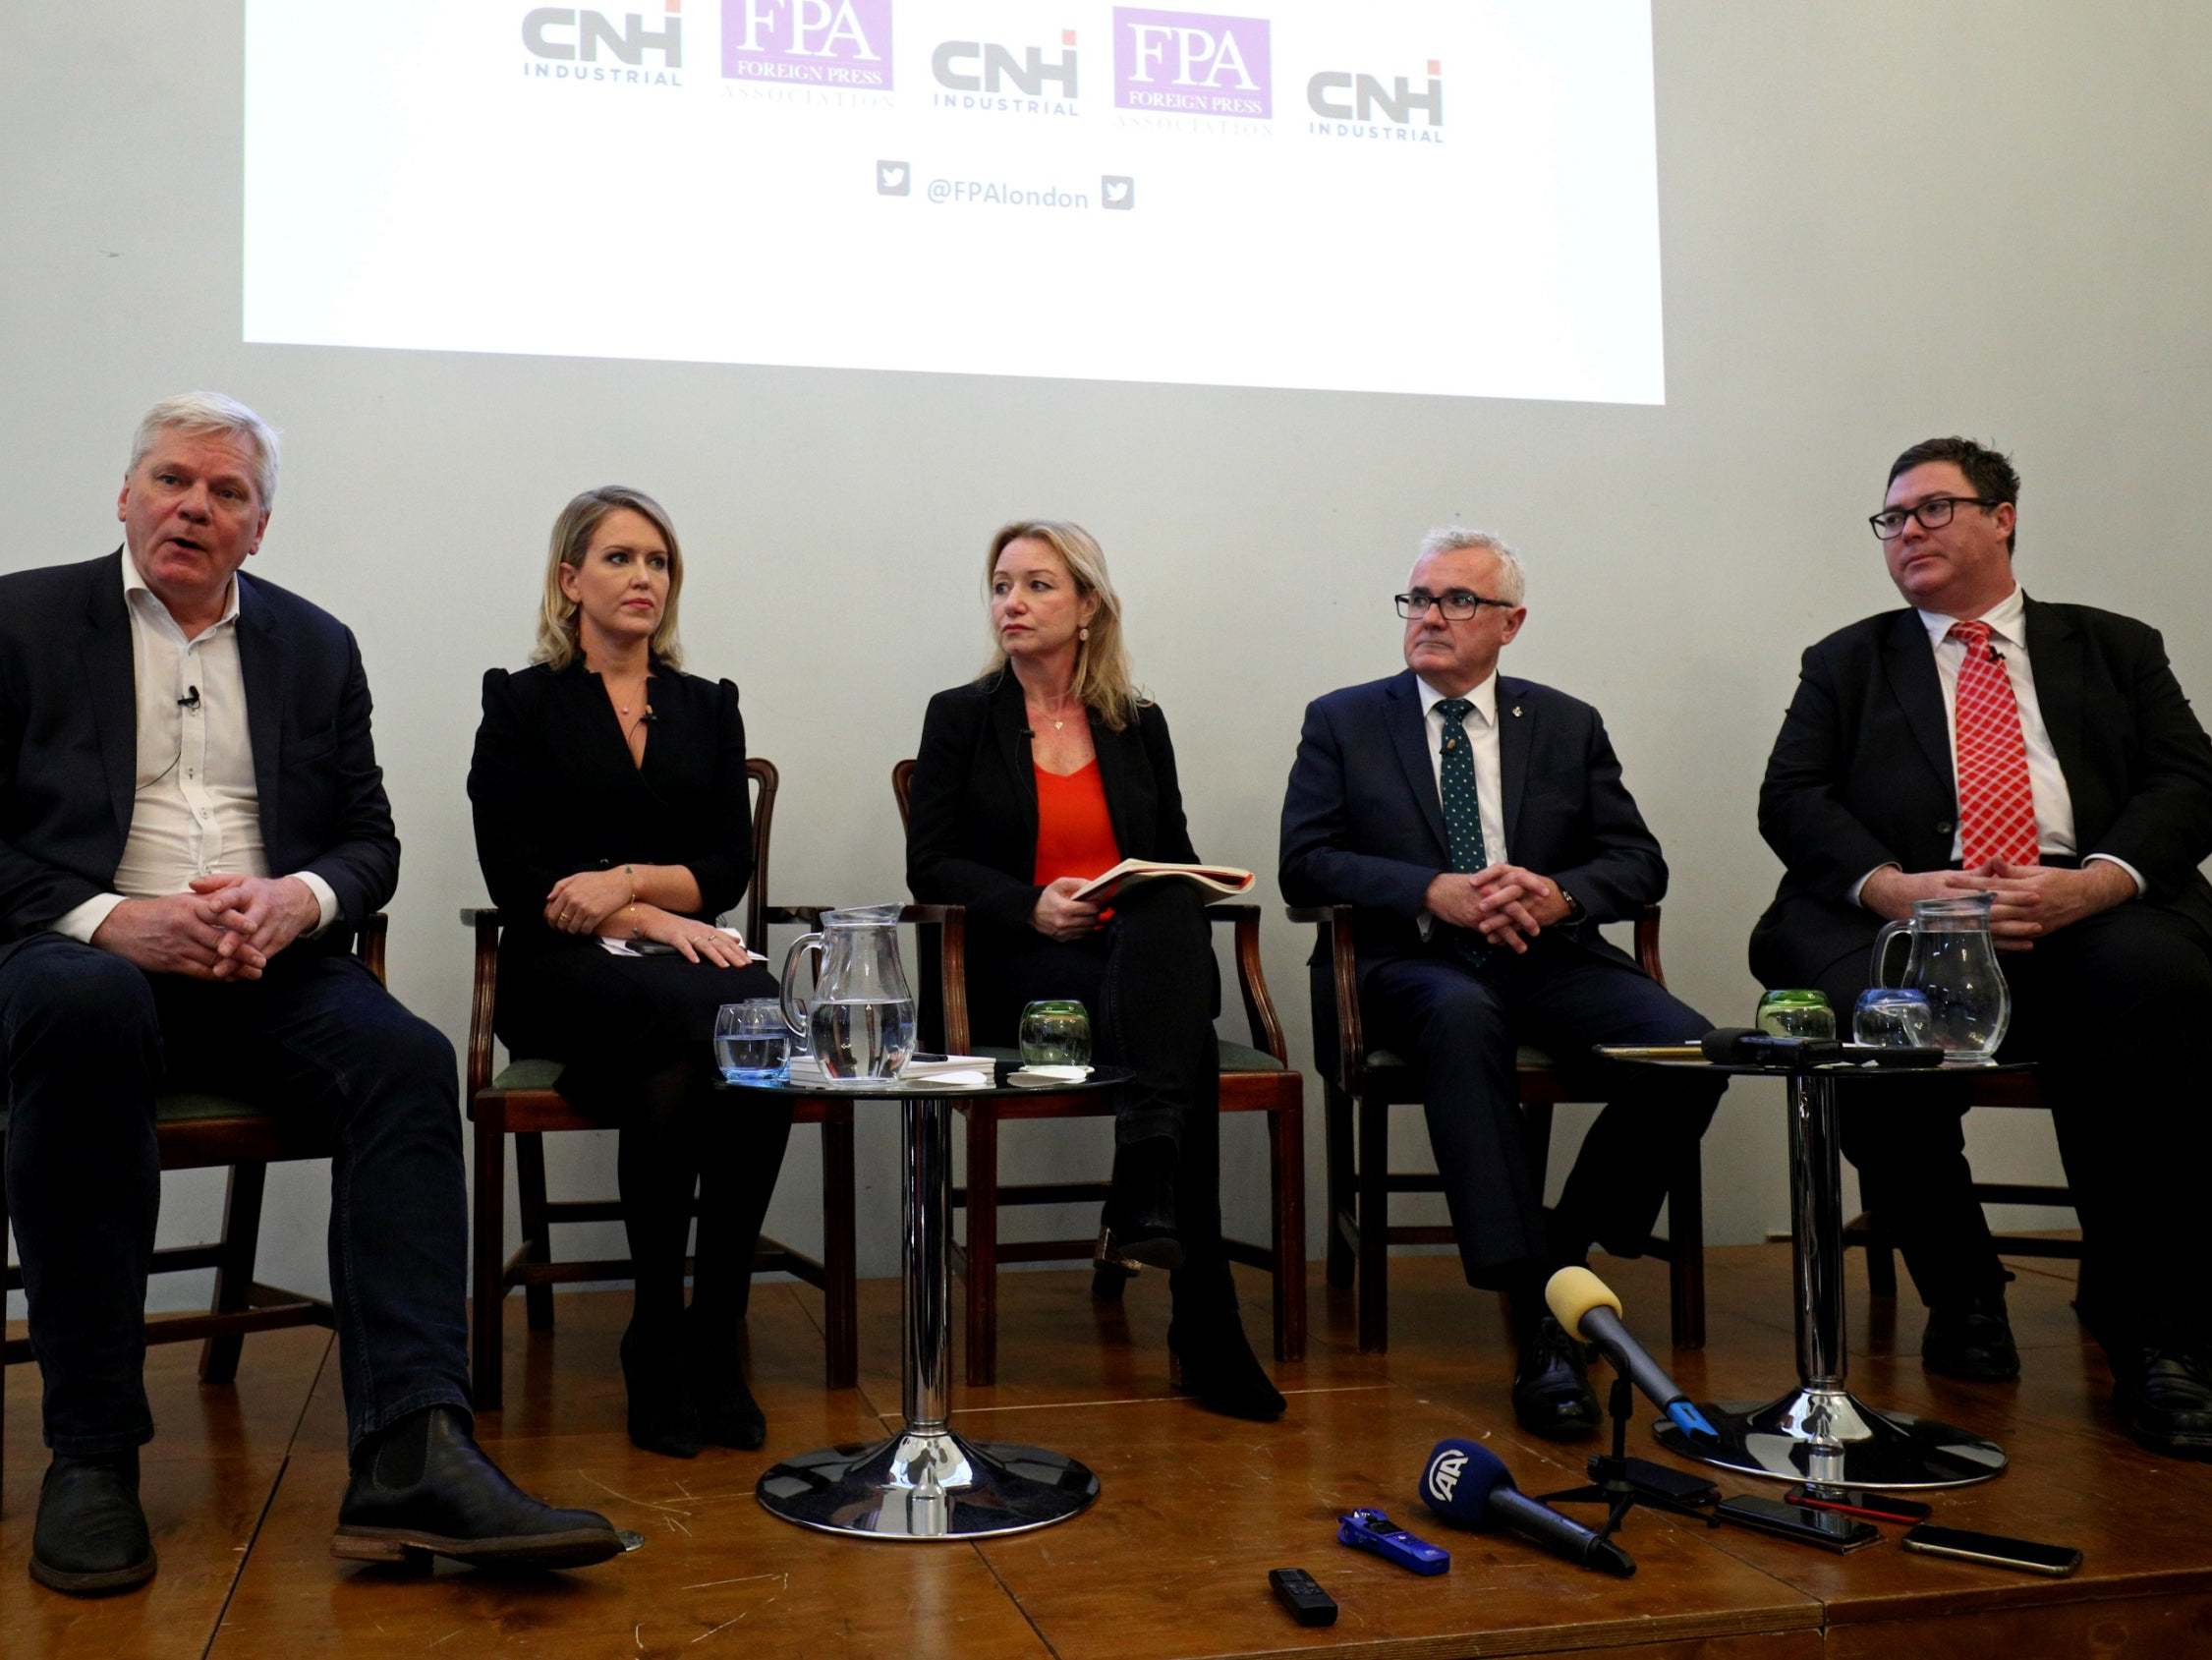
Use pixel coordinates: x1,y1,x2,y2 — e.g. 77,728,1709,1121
244,1,1664,403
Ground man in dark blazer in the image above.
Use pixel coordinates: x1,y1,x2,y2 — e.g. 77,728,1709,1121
1280,527,1721,1437
1751,434,2212,1459
0,394,619,1594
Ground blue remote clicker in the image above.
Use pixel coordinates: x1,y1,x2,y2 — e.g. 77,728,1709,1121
1336,1507,1451,1574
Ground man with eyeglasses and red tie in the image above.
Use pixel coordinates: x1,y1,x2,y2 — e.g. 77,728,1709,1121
1280,527,1721,1440
1750,435,2212,1459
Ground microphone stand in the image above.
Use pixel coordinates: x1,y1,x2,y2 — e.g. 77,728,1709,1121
1534,1377,1719,1541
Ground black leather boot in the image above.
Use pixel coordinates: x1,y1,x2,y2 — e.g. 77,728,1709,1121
1106,1136,1184,1271
333,1405,624,1570
30,1449,155,1595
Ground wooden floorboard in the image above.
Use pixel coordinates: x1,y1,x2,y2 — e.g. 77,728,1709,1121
5,1242,2209,1658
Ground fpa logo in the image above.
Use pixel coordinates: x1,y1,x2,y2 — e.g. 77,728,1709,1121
1112,8,1270,120
523,3,683,68
1424,1446,1464,1503
723,0,892,88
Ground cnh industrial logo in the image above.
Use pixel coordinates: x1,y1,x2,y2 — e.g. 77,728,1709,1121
931,29,1081,117
723,0,892,88
1112,7,1271,120
1307,58,1446,143
522,3,685,85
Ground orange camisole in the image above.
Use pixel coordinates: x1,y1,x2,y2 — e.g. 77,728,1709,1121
1032,761,1121,887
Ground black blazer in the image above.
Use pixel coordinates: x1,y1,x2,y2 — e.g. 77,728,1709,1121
0,549,399,971
467,659,755,950
905,672,1201,936
1749,597,2212,984
1277,668,1666,969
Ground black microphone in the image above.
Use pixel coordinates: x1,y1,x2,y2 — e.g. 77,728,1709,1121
639,705,656,724
178,686,200,710
1418,1439,1635,1576
1988,645,2005,664
1547,1267,1717,1439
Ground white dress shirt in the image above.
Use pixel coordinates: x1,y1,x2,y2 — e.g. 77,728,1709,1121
1851,585,2141,902
1417,671,1507,866
1414,671,1507,940
51,557,338,942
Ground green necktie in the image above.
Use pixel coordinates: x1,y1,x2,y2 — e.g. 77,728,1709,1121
1435,697,1490,873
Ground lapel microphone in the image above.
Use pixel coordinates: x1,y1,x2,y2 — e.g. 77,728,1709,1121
178,686,201,710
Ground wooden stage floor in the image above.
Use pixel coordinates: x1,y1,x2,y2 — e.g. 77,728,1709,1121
6,1243,2210,1658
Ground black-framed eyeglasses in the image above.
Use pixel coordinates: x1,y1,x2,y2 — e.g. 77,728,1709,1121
1868,495,2001,541
1394,589,1514,620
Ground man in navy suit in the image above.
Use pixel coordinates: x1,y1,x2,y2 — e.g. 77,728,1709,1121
1280,527,1720,1436
1751,435,2212,1458
0,394,619,1594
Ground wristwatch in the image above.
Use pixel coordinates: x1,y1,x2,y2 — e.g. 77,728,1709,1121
1557,887,1585,925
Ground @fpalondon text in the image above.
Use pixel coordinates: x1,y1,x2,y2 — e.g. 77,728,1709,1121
877,162,1135,210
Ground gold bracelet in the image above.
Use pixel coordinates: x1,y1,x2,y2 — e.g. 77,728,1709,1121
625,864,637,904
627,902,641,940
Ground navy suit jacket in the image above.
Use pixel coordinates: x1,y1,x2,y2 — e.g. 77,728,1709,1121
1749,597,2212,985
0,549,400,971
1278,668,1666,970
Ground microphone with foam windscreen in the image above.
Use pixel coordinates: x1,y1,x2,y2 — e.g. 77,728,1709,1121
1418,1439,1635,1577
1546,1267,1716,1439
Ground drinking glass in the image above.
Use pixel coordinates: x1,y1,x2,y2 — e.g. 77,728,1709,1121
1018,1000,1091,1066
714,999,789,1083
1756,989,1837,1040
1853,987,1935,1048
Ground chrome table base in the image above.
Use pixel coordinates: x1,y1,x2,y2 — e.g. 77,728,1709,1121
758,1427,1099,1538
757,1085,1102,1539
1656,1387,2005,1489
1656,1063,2007,1489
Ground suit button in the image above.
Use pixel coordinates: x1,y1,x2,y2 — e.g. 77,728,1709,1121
1936,820,1955,833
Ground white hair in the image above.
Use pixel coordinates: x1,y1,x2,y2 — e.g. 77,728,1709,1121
1415,525,1525,605
128,392,281,508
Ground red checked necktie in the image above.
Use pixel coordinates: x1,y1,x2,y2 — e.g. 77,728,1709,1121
1946,619,2039,867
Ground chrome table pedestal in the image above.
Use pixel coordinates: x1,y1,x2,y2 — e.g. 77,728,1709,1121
1654,1062,2009,1490
753,1078,1108,1538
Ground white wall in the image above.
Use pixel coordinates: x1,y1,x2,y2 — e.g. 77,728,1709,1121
7,2,2209,1319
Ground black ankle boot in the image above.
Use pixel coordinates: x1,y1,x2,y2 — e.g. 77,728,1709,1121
688,1310,767,1451
621,1319,702,1459
30,1449,155,1595
1167,1264,1285,1420
1106,1136,1184,1271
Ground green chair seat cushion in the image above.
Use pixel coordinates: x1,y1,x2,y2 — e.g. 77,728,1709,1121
0,1090,271,1135
974,1041,1283,1073
490,1058,567,1092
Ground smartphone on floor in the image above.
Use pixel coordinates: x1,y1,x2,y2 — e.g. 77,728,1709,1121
1900,1522,2080,1576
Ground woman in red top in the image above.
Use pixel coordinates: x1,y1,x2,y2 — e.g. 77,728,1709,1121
905,523,1283,1421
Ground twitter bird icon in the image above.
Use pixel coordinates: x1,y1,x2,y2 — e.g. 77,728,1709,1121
878,161,910,197
1102,175,1135,210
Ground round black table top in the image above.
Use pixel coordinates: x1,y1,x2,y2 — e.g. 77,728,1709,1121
1595,1045,2033,1081
719,1062,1133,1101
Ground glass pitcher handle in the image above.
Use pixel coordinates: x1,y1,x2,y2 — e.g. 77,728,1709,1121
780,933,822,1038
1870,919,1909,988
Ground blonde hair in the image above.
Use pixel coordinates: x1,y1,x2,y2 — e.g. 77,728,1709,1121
979,521,1143,730
534,487,686,670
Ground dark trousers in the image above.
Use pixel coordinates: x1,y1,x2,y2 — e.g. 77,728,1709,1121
503,945,793,1332
1359,936,1722,1292
1,934,472,1457
969,884,1232,1298
1811,902,2212,1348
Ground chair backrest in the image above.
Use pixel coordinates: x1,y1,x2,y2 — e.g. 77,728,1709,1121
465,756,779,1096
891,757,915,831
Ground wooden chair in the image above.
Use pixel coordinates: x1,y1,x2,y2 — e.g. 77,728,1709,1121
461,756,857,1410
1843,1071,2080,1299
1,917,384,1483
1289,904,1706,1353
891,760,1307,1386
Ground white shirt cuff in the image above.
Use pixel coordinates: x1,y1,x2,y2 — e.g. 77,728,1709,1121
2081,853,2145,896
291,872,341,938
1849,864,1900,908
52,892,127,944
